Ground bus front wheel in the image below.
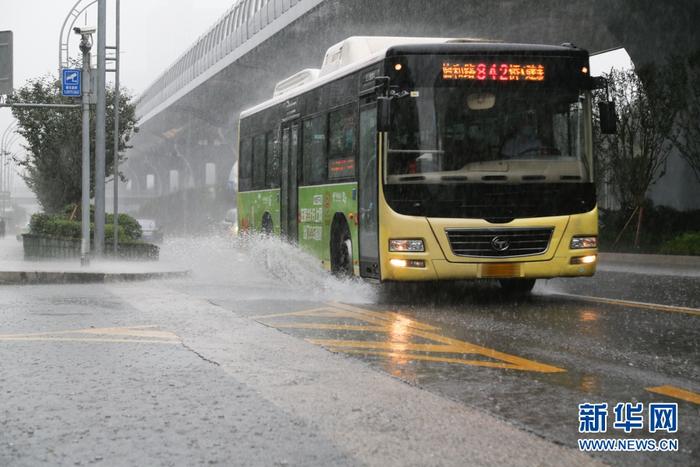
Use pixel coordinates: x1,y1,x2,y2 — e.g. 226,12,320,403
498,278,536,296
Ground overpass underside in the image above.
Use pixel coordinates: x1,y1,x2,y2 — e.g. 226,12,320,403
118,0,700,233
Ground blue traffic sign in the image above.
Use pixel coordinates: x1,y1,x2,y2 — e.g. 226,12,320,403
61,68,81,97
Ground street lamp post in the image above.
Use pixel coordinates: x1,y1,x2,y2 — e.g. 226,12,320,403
112,0,120,254
78,32,93,266
58,0,97,75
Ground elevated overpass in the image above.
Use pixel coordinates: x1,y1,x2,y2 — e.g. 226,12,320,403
119,0,700,232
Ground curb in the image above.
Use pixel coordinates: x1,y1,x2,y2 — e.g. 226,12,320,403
0,270,191,285
599,252,700,269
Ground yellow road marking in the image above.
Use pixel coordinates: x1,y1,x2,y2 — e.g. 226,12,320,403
312,338,564,373
0,337,179,345
646,385,700,404
256,303,565,373
251,307,341,320
552,293,700,317
310,339,492,354
0,325,179,344
329,302,440,331
330,349,542,371
327,303,565,373
269,323,388,332
79,326,177,340
0,324,161,339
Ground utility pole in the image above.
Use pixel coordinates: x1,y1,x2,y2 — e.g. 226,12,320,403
78,32,93,266
95,0,107,256
112,0,120,254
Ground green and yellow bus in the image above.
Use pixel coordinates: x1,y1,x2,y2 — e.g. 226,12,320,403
237,36,599,293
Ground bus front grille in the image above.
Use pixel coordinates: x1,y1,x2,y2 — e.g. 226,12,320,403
445,227,554,258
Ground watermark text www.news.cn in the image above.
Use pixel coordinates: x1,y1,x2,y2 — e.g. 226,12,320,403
577,402,679,452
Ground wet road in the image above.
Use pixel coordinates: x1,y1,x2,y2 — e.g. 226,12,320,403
203,278,699,467
1,236,698,466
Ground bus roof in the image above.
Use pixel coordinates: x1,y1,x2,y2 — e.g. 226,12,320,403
240,36,586,119
387,41,588,57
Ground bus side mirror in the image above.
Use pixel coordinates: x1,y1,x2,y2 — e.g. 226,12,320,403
598,101,617,135
377,97,391,132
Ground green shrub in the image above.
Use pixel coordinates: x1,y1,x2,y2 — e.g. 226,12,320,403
29,213,51,234
104,224,134,243
106,213,142,240
62,204,81,220
660,232,700,256
52,219,82,238
28,210,143,242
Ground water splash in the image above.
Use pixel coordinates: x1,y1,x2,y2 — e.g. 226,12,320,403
160,233,376,304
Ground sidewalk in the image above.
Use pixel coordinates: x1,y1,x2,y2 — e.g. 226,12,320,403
0,235,189,284
598,252,700,277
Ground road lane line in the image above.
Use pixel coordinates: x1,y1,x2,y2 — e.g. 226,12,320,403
550,293,700,317
646,385,700,404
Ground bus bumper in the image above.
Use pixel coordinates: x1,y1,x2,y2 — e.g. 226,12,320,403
431,255,597,280
381,253,597,282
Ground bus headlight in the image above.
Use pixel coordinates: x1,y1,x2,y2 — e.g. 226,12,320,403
570,255,597,265
570,236,597,249
389,239,425,252
390,258,426,268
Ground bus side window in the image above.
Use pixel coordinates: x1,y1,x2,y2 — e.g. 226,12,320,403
302,115,327,185
239,137,253,192
328,104,357,180
252,134,266,189
265,131,281,188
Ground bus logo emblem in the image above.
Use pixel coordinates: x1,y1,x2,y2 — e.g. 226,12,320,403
491,236,510,252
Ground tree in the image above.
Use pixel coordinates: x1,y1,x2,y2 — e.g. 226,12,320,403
593,66,677,248
7,73,137,214
667,49,700,183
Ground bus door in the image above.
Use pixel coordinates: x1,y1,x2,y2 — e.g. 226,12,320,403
280,121,300,241
358,103,380,279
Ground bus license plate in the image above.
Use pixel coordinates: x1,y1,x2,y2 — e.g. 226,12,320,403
481,263,522,278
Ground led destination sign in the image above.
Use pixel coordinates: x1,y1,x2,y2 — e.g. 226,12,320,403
442,62,546,81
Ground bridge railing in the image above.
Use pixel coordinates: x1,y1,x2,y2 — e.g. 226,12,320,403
136,0,308,121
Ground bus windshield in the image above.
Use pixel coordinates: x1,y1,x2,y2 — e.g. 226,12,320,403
387,86,592,185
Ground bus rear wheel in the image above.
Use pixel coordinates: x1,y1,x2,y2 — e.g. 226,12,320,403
331,222,354,278
498,278,536,296
261,212,273,235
